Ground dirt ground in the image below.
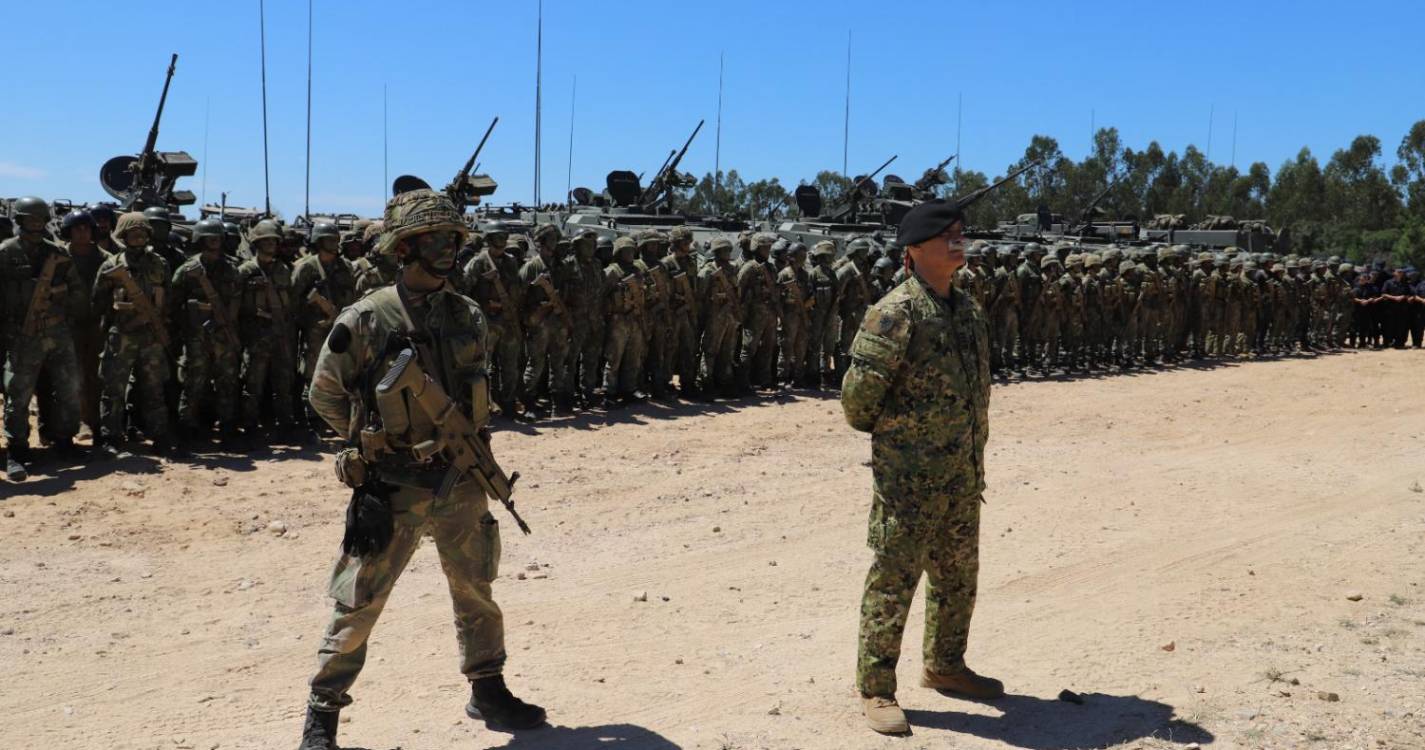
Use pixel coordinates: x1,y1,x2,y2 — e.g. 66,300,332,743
2,349,1424,750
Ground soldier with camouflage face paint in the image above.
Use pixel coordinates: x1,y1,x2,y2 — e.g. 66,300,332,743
169,219,243,445
93,211,175,456
354,221,398,295
296,189,545,750
1,197,90,479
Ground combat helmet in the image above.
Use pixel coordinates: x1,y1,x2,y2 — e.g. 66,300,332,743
309,222,340,243
113,212,153,242
191,218,225,243
376,189,467,257
11,196,51,224
59,210,95,240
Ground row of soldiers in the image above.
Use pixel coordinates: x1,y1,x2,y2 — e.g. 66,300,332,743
0,198,379,480
451,224,894,416
948,241,1425,373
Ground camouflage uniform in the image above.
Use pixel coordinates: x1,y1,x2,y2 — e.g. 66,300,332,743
737,233,780,390
602,237,646,400
662,227,701,395
461,235,523,413
776,245,813,384
291,228,359,400
842,273,990,698
169,227,243,433
697,238,741,394
636,232,674,397
518,226,573,408
238,221,298,431
804,242,840,386
305,189,510,714
93,214,173,446
566,231,607,401
989,249,1021,371
1036,259,1064,368
834,240,874,379
0,205,88,453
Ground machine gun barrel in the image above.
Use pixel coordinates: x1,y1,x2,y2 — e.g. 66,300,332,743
829,154,897,220
915,154,956,190
447,116,498,206
951,159,1042,212
641,119,705,207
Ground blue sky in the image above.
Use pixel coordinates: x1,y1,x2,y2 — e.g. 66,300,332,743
4,0,1422,217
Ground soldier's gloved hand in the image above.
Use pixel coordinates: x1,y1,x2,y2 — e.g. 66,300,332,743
341,480,395,558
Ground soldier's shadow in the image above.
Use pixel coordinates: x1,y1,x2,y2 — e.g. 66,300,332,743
340,722,683,750
905,692,1213,749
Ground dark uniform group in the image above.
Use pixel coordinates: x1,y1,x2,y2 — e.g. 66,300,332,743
949,241,1425,375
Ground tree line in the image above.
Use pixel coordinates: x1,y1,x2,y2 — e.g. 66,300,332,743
674,121,1425,268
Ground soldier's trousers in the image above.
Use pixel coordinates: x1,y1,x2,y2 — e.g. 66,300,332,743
858,493,981,698
523,320,571,399
699,314,738,392
835,310,866,380
602,317,642,397
179,337,240,429
669,312,699,393
75,322,103,433
643,318,671,395
4,332,81,447
301,323,334,396
778,314,808,383
485,319,522,407
1019,307,1040,368
992,309,1018,370
99,330,170,442
803,311,831,384
739,308,778,389
564,319,605,397
309,482,505,712
241,339,295,429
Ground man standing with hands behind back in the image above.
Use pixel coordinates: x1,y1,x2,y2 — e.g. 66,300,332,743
841,197,1002,735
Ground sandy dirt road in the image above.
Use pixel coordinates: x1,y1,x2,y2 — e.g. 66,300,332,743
2,349,1424,750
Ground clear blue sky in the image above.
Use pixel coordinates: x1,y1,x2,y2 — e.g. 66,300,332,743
4,0,1422,218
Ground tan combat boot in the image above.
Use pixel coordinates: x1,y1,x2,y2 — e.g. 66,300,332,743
920,666,1005,699
861,695,909,734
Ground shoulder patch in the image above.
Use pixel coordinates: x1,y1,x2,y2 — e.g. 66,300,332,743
861,306,909,340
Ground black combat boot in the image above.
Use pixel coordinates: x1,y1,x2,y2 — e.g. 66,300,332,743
5,446,29,482
296,706,339,750
51,437,88,461
465,675,547,730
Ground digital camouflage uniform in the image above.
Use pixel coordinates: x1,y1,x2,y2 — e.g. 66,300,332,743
93,216,173,445
842,273,990,698
0,216,88,451
238,227,298,431
169,233,243,432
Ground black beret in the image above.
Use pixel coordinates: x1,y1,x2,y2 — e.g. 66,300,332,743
896,199,964,246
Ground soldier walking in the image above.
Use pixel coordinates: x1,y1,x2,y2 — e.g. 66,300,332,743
296,189,544,750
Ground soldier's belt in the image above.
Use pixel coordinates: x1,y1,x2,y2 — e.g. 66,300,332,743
186,300,214,312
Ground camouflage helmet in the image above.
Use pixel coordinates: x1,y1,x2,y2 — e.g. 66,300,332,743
1041,256,1062,270
1065,253,1083,268
361,220,384,245
1244,260,1258,272
142,205,172,228
668,226,693,243
249,219,283,242
376,189,468,257
1327,254,1341,265
613,236,637,254
191,218,225,241
533,223,560,244
810,239,836,258
113,211,152,238
1084,252,1102,268
1102,247,1122,261
1338,262,1353,274
635,229,660,247
753,232,778,248
770,238,789,257
11,196,51,222
710,237,733,256
964,243,982,259
309,222,340,243
1024,242,1046,256
873,257,895,271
